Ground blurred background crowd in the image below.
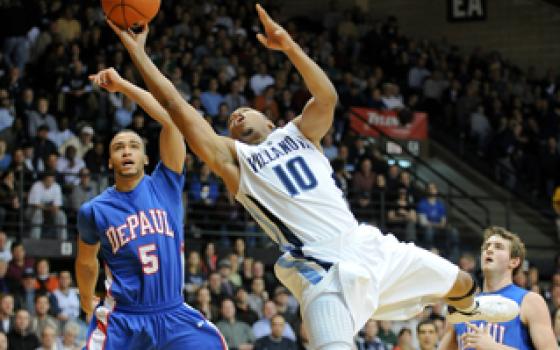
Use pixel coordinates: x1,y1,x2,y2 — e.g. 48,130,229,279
0,0,559,349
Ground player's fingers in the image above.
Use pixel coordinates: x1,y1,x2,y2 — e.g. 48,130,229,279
88,74,97,82
256,33,269,48
466,323,481,333
256,4,271,25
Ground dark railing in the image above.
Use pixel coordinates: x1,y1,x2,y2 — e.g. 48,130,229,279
350,110,491,230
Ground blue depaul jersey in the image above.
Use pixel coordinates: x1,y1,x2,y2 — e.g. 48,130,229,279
454,284,534,350
78,162,185,312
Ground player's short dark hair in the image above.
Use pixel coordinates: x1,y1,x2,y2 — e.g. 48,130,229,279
416,319,436,333
110,129,146,153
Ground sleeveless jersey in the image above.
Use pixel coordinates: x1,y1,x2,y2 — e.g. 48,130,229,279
234,122,358,252
78,162,185,312
454,284,534,350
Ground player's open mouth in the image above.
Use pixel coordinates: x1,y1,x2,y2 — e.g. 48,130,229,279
122,160,135,167
485,257,493,263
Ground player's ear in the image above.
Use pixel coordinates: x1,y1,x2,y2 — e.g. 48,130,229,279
144,155,149,166
509,256,521,271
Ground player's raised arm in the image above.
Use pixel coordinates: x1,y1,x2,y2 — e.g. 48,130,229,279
89,68,185,174
255,4,337,145
105,20,239,193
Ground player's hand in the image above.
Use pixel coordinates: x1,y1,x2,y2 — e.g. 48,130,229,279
89,68,125,93
255,3,295,52
460,323,497,350
106,18,149,53
81,295,100,322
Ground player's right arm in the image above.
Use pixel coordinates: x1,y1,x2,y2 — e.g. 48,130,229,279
106,20,240,194
75,203,101,318
438,324,459,350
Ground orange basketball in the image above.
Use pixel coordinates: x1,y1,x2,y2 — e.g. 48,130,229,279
101,0,161,29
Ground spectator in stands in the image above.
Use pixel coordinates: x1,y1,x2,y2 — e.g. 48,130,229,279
60,61,91,119
356,319,388,350
250,63,275,97
60,125,94,159
113,95,137,130
416,319,437,350
31,125,57,171
227,253,243,288
387,187,417,241
253,85,279,121
208,271,228,308
11,148,35,191
0,231,11,262
254,314,297,350
0,92,15,134
386,164,401,198
0,293,15,334
381,83,404,110
193,286,219,323
56,321,82,350
35,259,58,293
469,104,492,156
200,78,225,118
56,145,85,188
235,287,259,326
69,167,98,213
351,191,376,225
272,286,297,327
7,309,39,350
331,158,350,198
352,158,377,196
218,259,236,297
188,163,220,231
0,139,11,171
6,242,34,283
30,294,59,339
393,328,413,350
0,261,9,294
184,251,205,298
224,79,249,113
252,260,276,296
458,252,478,283
378,321,397,349
321,132,338,161
36,323,58,350
216,298,255,350
248,277,268,319
202,242,218,274
27,171,67,240
48,116,75,149
0,170,20,233
252,300,296,342
23,142,42,175
27,97,58,139
416,182,459,260
52,271,79,323
54,6,81,44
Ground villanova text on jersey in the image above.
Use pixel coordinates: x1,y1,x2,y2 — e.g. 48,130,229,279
105,208,175,254
246,135,314,173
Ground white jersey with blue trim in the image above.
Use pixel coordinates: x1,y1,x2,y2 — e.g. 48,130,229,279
234,122,358,250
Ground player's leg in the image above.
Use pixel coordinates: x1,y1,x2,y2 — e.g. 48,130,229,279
444,270,518,324
302,292,354,350
159,304,226,349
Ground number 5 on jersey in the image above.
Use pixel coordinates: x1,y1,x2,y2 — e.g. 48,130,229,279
138,243,159,274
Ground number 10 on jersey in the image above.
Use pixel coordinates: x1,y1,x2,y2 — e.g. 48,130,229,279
272,156,317,196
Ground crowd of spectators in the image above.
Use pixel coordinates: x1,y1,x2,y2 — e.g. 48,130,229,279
0,0,559,348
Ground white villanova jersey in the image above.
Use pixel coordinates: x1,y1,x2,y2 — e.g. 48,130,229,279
234,122,359,252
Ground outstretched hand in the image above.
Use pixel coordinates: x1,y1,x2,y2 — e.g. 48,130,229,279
89,68,125,93
106,18,149,53
255,3,295,52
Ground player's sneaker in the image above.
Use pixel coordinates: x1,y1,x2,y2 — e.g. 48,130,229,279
446,295,519,324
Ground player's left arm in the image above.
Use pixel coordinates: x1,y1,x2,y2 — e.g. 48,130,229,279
522,292,557,350
255,4,337,146
89,68,185,174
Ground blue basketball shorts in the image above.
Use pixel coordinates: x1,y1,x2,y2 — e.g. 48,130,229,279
84,302,227,349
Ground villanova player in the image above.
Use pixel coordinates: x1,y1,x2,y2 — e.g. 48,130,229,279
75,68,226,349
107,4,519,350
440,227,556,350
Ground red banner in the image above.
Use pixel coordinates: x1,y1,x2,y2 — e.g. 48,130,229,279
349,107,428,140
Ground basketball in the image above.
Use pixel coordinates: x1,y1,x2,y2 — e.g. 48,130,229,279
101,0,161,29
